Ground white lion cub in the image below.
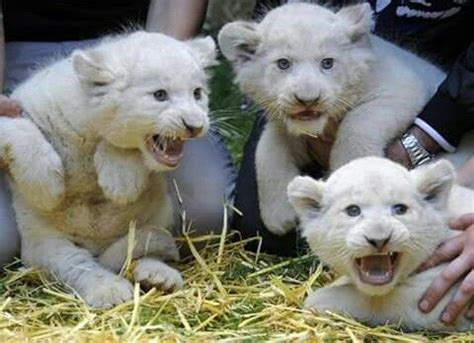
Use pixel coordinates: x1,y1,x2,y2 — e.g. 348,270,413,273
0,31,216,308
288,157,474,331
218,3,448,236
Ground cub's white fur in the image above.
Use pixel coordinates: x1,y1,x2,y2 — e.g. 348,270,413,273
218,2,469,235
0,31,216,308
288,157,474,331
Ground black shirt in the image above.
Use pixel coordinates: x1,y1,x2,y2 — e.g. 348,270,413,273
3,0,150,42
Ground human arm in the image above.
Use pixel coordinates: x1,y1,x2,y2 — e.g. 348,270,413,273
146,0,209,39
386,41,474,167
0,6,21,116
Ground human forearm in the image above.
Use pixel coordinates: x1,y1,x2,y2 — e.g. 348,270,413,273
386,41,474,168
0,6,5,89
146,0,209,40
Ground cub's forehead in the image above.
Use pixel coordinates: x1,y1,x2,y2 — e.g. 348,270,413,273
258,4,348,50
128,46,206,85
105,32,207,82
134,49,204,78
325,159,416,203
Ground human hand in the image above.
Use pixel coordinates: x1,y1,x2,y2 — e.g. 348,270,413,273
0,94,21,117
418,213,474,325
304,117,340,170
305,136,333,170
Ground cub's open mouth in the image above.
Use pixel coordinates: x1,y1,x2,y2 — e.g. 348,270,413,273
146,134,184,168
355,252,400,285
290,110,321,121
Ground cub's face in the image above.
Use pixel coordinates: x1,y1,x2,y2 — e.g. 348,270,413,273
73,32,216,171
288,157,455,296
218,3,375,137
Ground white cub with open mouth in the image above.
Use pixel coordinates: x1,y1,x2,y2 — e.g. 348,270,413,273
288,157,474,331
1,31,216,309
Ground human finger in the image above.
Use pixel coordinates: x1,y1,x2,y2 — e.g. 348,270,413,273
419,254,471,313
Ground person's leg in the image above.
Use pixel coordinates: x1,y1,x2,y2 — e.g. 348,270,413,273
168,129,236,237
0,171,19,266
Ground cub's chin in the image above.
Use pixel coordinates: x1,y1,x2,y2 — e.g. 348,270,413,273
141,134,185,171
351,251,403,296
284,114,329,138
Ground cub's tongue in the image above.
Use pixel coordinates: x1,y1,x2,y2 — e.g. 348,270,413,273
147,135,185,167
356,255,394,285
163,138,184,156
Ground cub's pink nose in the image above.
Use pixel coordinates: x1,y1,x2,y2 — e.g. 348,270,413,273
364,234,392,249
293,94,320,107
182,119,203,137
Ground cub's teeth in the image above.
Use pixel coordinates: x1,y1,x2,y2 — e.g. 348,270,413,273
388,252,395,257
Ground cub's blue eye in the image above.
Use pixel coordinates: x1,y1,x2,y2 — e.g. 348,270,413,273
321,58,334,70
154,90,168,102
345,205,361,217
277,58,291,70
392,204,408,215
193,88,203,101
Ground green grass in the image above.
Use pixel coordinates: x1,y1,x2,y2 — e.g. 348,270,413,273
208,58,257,165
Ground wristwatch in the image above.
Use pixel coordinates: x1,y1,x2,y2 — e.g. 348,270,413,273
400,131,435,168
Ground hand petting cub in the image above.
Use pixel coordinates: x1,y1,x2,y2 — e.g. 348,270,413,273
288,157,474,331
218,2,446,235
2,32,216,308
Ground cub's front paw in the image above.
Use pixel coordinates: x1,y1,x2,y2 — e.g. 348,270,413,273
82,275,134,309
304,288,346,315
96,153,149,205
260,199,298,236
304,290,329,311
12,148,65,211
133,258,184,291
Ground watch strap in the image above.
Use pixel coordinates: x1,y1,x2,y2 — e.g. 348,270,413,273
400,131,435,168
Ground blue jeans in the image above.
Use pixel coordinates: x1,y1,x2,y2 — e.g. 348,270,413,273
0,40,236,265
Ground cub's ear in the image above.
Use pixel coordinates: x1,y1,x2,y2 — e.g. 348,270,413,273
187,36,218,69
218,21,260,64
337,3,373,42
287,176,325,218
411,159,455,209
72,49,115,86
